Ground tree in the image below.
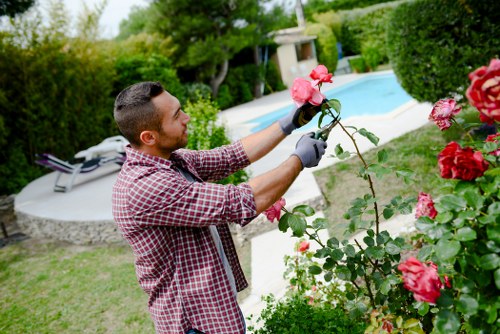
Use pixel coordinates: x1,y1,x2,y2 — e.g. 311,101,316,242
151,0,262,97
0,0,34,17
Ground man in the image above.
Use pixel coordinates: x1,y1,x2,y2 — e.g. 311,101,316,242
112,81,327,334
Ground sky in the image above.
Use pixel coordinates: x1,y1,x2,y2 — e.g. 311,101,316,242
60,0,149,38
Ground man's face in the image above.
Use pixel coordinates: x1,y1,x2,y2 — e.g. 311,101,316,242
152,91,190,155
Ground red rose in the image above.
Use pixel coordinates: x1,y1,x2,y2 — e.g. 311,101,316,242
466,58,500,124
309,64,333,85
398,257,443,304
415,192,437,219
298,241,310,252
263,198,286,223
428,98,462,131
438,141,489,181
382,319,394,333
485,133,500,156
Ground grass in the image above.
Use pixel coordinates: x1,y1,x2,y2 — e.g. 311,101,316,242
0,240,154,333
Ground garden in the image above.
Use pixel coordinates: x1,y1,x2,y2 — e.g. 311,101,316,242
1,0,499,333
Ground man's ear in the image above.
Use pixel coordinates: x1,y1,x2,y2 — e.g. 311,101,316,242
139,130,158,147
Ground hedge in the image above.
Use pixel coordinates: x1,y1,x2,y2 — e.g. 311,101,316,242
387,0,500,103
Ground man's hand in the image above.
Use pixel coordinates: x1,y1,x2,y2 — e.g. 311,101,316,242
292,133,328,168
278,100,327,135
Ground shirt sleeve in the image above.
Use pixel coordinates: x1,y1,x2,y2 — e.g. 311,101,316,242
128,169,257,227
178,140,250,182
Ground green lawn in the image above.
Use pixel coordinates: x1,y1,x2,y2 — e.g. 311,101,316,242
0,240,154,333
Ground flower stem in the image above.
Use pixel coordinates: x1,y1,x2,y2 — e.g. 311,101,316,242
338,122,381,234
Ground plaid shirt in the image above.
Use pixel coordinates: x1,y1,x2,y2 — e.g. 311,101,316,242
112,141,257,334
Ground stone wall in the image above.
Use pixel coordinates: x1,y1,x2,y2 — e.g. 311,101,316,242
16,195,325,246
16,211,124,245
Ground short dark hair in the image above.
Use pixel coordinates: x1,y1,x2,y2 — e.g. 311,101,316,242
113,81,165,147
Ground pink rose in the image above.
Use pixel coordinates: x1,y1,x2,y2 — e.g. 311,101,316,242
466,58,500,124
298,241,310,252
485,133,500,156
263,198,286,223
290,77,326,107
415,192,437,219
398,257,443,304
429,99,462,130
438,141,489,181
309,64,333,85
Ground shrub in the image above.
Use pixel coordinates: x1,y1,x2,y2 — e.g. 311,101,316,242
113,53,186,103
263,60,286,95
339,3,397,59
0,15,116,195
216,64,258,109
249,295,366,334
387,0,500,103
184,97,248,185
305,23,338,73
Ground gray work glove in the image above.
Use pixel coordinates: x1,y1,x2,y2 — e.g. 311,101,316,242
292,132,328,168
278,100,328,135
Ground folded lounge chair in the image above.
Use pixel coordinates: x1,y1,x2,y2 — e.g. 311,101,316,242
35,136,129,192
35,153,125,192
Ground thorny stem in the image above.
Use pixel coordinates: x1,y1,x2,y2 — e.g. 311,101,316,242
354,239,385,277
338,121,381,235
305,230,326,248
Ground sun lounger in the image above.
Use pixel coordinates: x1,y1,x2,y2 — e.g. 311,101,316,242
35,136,129,192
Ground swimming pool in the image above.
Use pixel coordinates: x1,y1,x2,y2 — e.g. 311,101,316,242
246,73,413,132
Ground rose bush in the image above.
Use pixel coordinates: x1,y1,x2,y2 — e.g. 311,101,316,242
262,62,499,333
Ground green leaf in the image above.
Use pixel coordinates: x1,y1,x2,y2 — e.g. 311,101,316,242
358,128,379,146
416,301,429,316
488,225,500,243
331,249,344,261
335,265,351,280
463,189,484,209
287,214,307,237
479,253,500,270
438,194,467,211
434,310,460,334
327,237,340,248
377,149,388,163
456,294,479,315
383,207,395,219
435,239,461,261
278,213,291,233
308,265,322,275
327,98,341,113
363,236,375,247
494,268,500,289
455,227,477,242
292,205,315,217
317,112,325,128
323,258,335,270
367,163,391,178
312,217,327,230
365,246,385,260
385,241,401,255
334,143,344,156
487,202,500,215
344,244,356,258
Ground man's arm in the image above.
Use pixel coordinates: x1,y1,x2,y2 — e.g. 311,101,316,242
247,155,302,214
240,122,287,163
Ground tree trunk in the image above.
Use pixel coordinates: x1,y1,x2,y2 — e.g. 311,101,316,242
253,45,263,99
210,59,229,98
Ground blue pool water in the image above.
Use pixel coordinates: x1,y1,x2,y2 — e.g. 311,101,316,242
247,73,413,132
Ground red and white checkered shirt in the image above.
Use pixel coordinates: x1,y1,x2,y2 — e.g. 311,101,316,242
112,141,257,334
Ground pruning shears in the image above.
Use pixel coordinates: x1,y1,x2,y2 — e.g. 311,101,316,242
314,114,341,141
